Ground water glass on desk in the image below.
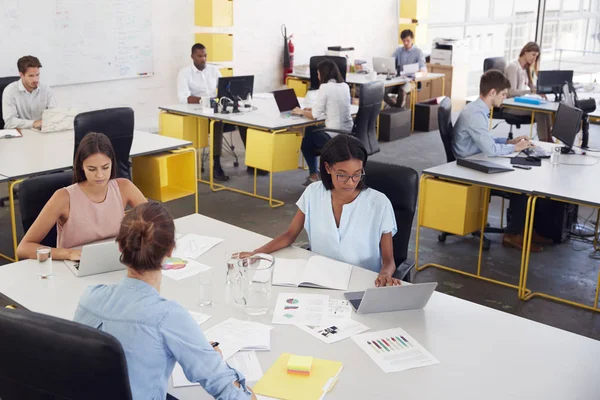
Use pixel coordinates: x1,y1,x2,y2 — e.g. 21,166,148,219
239,254,274,316
37,247,53,279
198,269,214,307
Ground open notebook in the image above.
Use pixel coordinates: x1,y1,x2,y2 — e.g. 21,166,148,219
272,256,352,291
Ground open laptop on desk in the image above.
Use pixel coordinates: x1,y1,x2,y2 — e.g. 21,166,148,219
64,240,124,277
345,282,437,314
273,88,302,117
373,57,397,76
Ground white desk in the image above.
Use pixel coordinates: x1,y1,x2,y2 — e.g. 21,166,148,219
287,71,445,87
159,96,359,208
419,143,600,311
0,129,194,263
0,214,598,400
0,129,192,180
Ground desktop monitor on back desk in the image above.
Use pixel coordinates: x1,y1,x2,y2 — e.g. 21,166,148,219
552,102,583,153
538,70,574,99
217,75,254,101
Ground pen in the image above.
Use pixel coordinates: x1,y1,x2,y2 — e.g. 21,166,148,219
211,342,220,347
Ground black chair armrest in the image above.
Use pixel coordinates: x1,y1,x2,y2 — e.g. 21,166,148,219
392,259,415,282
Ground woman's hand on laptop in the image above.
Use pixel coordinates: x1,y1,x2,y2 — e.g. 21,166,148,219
375,273,401,287
291,107,304,116
66,249,82,261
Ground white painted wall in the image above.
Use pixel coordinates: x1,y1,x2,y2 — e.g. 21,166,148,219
47,0,398,131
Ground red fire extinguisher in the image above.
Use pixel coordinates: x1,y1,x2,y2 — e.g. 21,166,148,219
282,25,294,84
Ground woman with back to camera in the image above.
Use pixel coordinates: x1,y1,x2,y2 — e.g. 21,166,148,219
239,135,401,287
17,132,147,261
74,202,255,400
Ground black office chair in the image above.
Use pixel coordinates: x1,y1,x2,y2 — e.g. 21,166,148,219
365,161,418,282
483,57,531,140
74,107,134,179
0,308,133,400
437,97,505,250
19,171,73,247
314,80,383,156
0,76,21,207
309,56,347,90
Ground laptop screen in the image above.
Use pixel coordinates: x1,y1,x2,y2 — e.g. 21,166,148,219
273,89,300,112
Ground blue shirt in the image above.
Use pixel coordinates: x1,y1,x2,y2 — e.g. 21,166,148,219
392,46,426,71
296,182,397,273
73,278,251,400
452,98,515,158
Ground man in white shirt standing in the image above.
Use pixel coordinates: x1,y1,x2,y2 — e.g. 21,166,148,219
2,55,56,130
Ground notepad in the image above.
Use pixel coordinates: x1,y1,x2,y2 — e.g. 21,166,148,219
253,353,343,400
0,129,21,138
272,256,352,291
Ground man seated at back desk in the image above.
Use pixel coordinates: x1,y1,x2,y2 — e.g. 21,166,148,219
177,43,265,180
452,69,553,251
384,29,426,109
2,55,56,130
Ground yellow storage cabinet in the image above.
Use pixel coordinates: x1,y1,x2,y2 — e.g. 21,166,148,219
132,149,197,203
219,67,233,77
159,112,208,149
245,129,302,173
419,177,484,236
286,77,309,98
195,0,233,27
194,33,233,62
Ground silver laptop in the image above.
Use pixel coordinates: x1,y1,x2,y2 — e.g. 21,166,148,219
64,241,124,277
401,63,419,75
373,57,397,75
344,282,437,314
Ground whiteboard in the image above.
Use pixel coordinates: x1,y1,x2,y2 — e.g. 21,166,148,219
0,0,154,86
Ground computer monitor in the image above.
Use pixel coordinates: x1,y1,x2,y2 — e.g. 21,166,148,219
538,70,574,98
217,75,254,101
551,102,583,153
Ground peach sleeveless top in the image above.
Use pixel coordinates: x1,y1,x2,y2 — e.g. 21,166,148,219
57,180,125,249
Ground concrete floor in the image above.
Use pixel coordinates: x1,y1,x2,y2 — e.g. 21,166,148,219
1,115,599,340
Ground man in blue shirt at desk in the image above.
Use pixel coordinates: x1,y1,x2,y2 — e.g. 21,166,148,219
384,29,427,109
453,70,551,251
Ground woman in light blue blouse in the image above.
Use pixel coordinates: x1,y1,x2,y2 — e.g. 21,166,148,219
240,135,401,287
74,202,255,400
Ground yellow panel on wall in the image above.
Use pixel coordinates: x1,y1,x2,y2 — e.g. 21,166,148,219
194,33,233,62
195,0,233,27
219,67,233,77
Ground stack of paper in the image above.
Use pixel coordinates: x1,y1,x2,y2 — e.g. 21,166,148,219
204,318,273,356
172,351,264,387
351,327,439,373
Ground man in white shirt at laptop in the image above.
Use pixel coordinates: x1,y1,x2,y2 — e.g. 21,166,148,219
177,43,262,180
2,55,56,130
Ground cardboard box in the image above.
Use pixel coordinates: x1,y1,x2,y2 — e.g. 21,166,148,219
379,108,411,142
414,99,441,132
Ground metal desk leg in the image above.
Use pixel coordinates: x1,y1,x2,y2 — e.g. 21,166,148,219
518,195,534,299
411,82,417,132
7,179,23,262
441,76,446,97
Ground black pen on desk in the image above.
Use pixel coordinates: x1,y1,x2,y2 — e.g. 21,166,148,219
211,342,220,348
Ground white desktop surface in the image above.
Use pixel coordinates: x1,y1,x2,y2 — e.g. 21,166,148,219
0,130,191,180
1,214,599,400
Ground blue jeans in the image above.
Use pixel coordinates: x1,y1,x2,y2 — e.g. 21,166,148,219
301,127,332,175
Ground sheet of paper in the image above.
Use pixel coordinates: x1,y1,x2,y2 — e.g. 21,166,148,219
272,293,329,326
172,234,223,259
162,258,211,281
227,351,264,382
205,318,273,354
173,351,264,388
271,258,307,287
296,318,370,344
327,299,352,320
189,311,211,326
0,129,21,138
352,328,439,373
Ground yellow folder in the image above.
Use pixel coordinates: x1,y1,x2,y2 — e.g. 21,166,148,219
253,353,343,400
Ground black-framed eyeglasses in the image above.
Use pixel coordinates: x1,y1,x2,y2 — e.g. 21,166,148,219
332,167,365,183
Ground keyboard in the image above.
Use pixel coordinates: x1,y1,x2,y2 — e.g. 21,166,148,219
523,147,551,158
